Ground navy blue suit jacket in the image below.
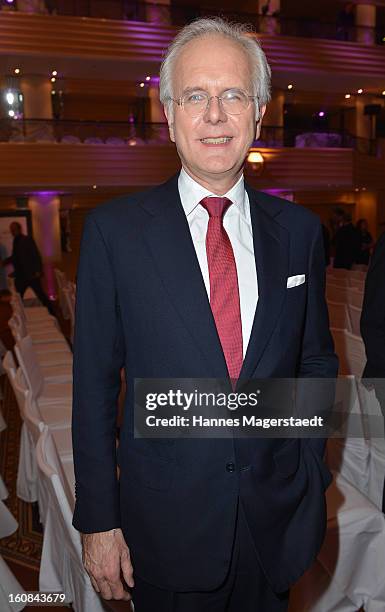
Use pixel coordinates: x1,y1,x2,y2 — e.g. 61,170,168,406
72,174,338,593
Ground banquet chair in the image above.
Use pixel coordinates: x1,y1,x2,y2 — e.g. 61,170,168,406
11,292,53,323
9,314,72,364
10,312,65,344
327,301,352,332
12,333,72,383
3,351,38,502
36,426,108,611
326,284,349,304
15,336,72,407
0,555,26,612
290,473,385,611
347,304,362,337
328,268,350,279
348,277,365,291
54,268,70,320
346,288,364,309
331,328,366,378
8,315,72,360
62,284,75,344
326,276,349,288
12,367,72,512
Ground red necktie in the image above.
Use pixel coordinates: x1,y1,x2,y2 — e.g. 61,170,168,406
200,197,243,381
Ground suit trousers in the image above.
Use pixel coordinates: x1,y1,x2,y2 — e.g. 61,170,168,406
131,500,289,612
15,276,55,316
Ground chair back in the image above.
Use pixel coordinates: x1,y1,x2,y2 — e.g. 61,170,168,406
348,304,362,337
327,301,352,332
347,288,364,309
15,336,44,399
326,284,349,304
36,426,81,554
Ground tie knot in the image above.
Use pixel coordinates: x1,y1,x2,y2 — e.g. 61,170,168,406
200,197,232,219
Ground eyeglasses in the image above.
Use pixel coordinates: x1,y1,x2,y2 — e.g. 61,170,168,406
171,88,259,118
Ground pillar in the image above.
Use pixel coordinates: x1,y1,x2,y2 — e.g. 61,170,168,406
20,75,53,141
262,89,284,145
145,0,170,25
148,82,169,142
28,193,61,299
355,96,378,146
257,0,280,34
356,4,376,44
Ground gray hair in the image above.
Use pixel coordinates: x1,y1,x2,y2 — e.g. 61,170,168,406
159,17,271,115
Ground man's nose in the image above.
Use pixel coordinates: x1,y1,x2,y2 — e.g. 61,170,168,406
203,96,227,123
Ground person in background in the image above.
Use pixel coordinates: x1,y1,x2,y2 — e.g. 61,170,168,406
333,212,359,269
361,231,385,511
355,218,373,266
336,2,355,41
1,222,55,315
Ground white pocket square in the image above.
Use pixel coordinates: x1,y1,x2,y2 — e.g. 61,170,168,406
287,274,306,288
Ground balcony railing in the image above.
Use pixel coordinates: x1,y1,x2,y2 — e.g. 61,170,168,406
3,0,384,45
0,118,378,156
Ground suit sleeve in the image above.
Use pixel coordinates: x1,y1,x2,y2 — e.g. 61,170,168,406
361,232,385,376
72,213,125,533
298,221,339,458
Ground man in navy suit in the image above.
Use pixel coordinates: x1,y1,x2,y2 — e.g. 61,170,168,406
72,17,338,611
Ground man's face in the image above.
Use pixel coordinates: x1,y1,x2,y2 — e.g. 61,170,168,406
164,34,266,190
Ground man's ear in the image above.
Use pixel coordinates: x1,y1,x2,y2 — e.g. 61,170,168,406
258,104,267,123
255,104,266,139
164,104,175,143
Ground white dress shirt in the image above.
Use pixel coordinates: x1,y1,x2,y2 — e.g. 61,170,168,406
178,168,258,358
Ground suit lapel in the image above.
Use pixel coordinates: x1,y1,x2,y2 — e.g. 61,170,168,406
141,176,228,377
239,187,289,381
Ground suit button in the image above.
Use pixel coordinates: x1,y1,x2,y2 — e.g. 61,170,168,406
226,462,235,473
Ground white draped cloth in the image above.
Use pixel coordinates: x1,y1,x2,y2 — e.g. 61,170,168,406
0,474,26,611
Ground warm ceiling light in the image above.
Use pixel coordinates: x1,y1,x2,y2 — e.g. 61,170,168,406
345,94,351,99
14,68,20,75
145,76,151,81
51,77,56,83
92,185,97,189
52,70,58,76
139,82,145,88
287,84,293,90
8,109,15,117
51,90,56,95
247,150,265,175
6,91,15,105
357,88,363,94
382,90,385,96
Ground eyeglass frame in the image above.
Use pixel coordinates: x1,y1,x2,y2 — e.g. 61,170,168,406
169,88,260,119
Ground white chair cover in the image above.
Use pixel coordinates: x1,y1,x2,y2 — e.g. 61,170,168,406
326,285,349,304
346,288,364,309
330,329,365,378
0,556,26,612
347,304,362,337
291,474,385,611
36,426,107,611
327,302,352,332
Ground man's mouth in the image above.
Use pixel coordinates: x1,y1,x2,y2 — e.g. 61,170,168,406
199,137,233,144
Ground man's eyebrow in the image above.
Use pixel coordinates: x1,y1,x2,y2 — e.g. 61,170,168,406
180,86,207,96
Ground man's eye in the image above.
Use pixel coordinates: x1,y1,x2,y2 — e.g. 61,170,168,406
186,93,206,104
223,90,242,102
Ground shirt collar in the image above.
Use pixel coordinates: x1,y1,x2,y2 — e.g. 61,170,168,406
178,168,247,220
